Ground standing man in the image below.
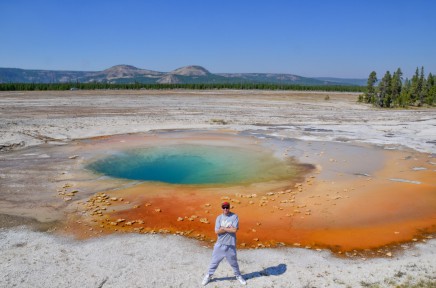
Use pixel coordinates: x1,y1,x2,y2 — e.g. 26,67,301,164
202,202,246,286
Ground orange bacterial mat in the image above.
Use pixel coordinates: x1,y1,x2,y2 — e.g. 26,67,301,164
62,132,436,255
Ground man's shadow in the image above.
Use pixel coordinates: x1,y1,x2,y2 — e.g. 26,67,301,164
211,263,287,283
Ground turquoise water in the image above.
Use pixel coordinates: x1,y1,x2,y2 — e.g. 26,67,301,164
87,145,296,184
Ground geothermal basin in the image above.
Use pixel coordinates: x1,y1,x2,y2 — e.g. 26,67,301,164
19,130,428,256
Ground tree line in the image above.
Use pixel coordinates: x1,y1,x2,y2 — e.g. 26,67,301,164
0,82,365,92
359,67,435,107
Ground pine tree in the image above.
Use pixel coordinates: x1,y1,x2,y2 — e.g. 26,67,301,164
391,68,403,107
410,67,420,105
418,66,426,106
399,78,411,107
377,71,392,107
425,73,435,105
365,71,377,103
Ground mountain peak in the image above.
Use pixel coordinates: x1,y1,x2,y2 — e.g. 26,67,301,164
100,65,142,78
170,65,210,76
103,65,140,72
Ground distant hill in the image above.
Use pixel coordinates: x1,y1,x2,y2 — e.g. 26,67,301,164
0,65,365,86
217,73,343,86
314,77,367,86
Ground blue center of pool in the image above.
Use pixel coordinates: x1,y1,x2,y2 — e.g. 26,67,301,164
87,145,295,184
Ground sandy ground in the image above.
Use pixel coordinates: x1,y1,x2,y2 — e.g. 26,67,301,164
0,90,435,287
1,227,435,288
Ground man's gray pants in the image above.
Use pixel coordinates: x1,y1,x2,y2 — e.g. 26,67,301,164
207,243,241,276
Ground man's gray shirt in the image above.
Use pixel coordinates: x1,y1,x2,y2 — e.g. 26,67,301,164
215,212,239,246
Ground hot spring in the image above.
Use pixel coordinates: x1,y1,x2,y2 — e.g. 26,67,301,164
54,132,435,252
87,144,297,185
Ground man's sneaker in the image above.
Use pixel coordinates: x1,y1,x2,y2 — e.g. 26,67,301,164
236,275,247,285
201,274,211,286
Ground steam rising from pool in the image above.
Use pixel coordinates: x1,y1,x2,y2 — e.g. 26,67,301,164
87,145,296,184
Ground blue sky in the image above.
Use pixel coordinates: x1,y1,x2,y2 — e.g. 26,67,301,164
1,0,435,78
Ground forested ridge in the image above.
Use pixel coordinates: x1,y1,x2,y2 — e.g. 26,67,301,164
0,82,364,92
